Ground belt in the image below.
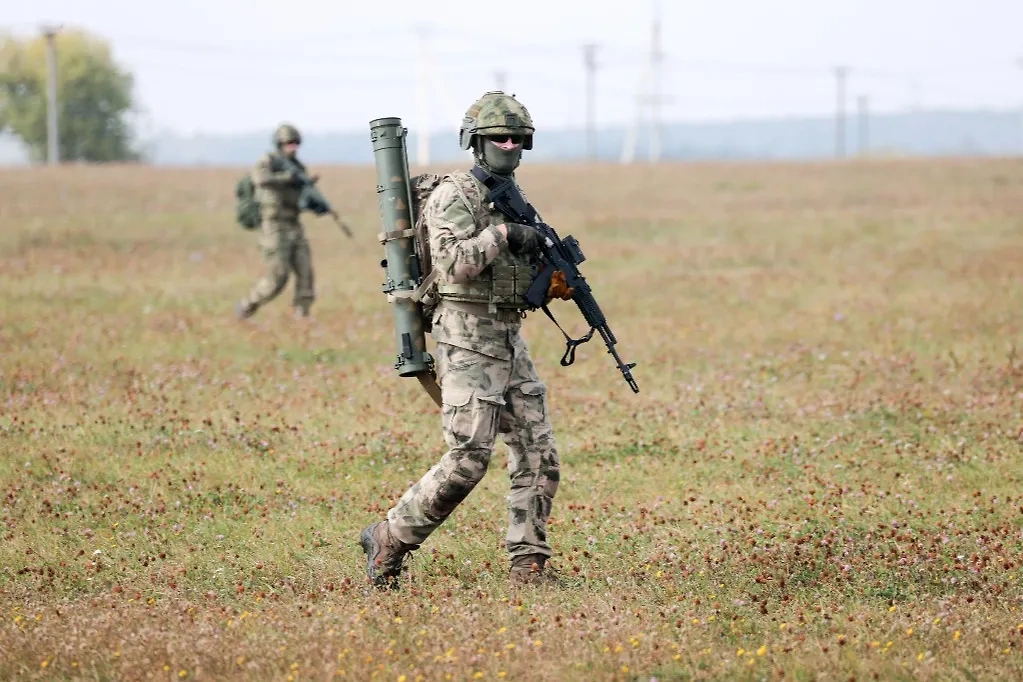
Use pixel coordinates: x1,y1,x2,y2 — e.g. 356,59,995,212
437,300,526,323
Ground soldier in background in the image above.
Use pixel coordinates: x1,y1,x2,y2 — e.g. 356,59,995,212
360,91,574,588
235,123,319,320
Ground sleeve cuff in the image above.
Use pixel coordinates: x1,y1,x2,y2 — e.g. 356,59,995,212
485,224,506,249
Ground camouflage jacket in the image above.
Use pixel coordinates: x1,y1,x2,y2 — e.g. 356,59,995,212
425,171,536,361
251,151,303,223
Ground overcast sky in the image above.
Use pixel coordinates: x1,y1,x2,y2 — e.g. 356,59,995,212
6,0,1023,138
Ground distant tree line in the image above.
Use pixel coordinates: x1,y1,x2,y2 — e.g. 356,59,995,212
0,28,143,163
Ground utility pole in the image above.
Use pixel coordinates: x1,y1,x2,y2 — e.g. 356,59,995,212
582,43,598,161
41,24,61,165
621,1,669,164
907,74,923,112
494,70,507,91
1017,57,1023,156
648,5,665,162
620,82,643,165
834,65,849,159
414,27,430,166
857,94,869,157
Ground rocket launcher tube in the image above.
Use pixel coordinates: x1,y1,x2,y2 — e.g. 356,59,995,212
369,117,434,379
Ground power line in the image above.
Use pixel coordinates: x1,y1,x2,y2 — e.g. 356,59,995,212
99,30,1023,102
12,26,1018,145
24,26,1022,78
105,32,577,63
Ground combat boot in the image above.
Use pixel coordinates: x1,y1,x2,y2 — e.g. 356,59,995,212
509,553,563,587
359,520,419,589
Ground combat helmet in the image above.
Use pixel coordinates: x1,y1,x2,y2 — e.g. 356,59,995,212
459,91,535,151
273,123,302,146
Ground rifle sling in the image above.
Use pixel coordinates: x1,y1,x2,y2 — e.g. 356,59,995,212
469,165,539,221
541,303,595,367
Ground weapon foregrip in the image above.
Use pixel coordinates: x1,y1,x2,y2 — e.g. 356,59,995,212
575,291,608,329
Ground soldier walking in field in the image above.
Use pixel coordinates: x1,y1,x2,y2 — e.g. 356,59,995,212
359,91,575,588
235,123,320,320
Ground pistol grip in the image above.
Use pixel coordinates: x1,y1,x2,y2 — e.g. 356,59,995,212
525,264,556,308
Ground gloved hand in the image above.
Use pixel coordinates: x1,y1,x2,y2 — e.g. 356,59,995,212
546,270,575,301
506,222,541,255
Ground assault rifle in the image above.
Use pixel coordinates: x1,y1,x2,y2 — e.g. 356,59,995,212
469,166,639,394
280,156,354,239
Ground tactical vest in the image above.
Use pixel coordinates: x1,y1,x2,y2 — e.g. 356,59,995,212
434,172,537,310
255,152,302,223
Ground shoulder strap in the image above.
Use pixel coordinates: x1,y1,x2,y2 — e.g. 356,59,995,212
417,372,442,407
469,165,490,189
445,172,490,229
266,151,284,172
469,165,539,224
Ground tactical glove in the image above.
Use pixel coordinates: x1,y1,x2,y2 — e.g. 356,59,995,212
506,222,541,255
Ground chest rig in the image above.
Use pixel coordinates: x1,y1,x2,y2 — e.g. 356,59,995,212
435,172,538,311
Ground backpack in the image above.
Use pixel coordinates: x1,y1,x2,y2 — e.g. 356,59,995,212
234,174,260,229
407,173,444,331
407,172,488,332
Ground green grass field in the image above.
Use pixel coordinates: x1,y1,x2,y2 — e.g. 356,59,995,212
1,158,1022,681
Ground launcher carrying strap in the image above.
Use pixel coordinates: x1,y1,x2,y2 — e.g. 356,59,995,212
417,371,442,407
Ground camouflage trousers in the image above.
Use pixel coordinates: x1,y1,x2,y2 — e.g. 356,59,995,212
240,220,314,312
387,333,561,560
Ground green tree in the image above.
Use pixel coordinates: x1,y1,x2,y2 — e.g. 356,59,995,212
0,29,143,163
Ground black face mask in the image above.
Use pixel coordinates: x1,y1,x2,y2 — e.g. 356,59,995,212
476,138,522,175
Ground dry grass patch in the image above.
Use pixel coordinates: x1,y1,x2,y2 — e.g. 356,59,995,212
2,158,1022,680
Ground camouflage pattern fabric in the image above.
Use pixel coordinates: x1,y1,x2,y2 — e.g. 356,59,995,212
239,220,314,312
238,151,315,313
274,123,302,146
387,330,560,559
384,170,560,561
426,177,506,287
253,151,302,222
459,91,535,150
424,171,536,314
